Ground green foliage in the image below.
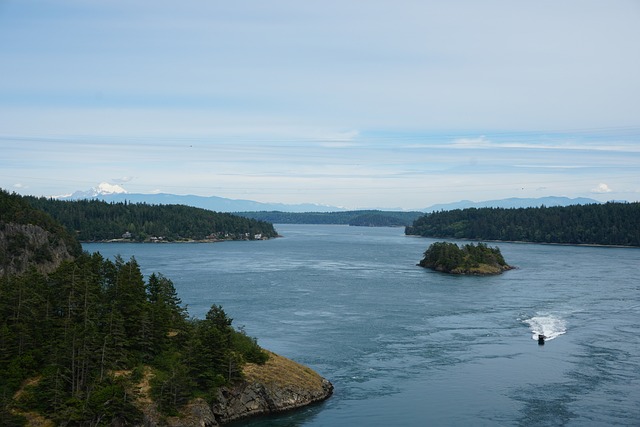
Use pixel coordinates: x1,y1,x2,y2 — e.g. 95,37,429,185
24,195,278,242
419,242,510,274
406,202,640,246
0,402,26,426
146,273,187,356
84,377,143,425
150,351,194,415
185,305,268,386
232,330,270,365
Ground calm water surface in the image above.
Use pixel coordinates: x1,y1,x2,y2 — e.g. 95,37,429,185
84,224,640,426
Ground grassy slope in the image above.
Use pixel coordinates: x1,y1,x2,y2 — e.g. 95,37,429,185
243,351,327,393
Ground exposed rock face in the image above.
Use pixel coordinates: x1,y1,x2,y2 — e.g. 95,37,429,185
0,222,75,276
164,399,218,427
213,351,333,424
213,379,333,424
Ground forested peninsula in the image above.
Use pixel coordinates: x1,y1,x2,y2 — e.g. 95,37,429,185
25,196,278,242
406,202,640,247
0,190,332,425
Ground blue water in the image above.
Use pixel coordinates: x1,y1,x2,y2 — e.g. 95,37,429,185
84,224,640,426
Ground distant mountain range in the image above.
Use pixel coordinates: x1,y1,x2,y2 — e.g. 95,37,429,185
55,183,602,213
56,183,345,213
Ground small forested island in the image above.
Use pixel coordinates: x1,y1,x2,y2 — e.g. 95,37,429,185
406,202,640,246
419,242,513,275
0,190,332,425
25,194,278,242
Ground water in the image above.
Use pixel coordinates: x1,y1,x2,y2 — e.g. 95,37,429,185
83,224,640,426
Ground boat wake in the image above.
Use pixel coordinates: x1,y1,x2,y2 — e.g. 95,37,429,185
523,313,567,341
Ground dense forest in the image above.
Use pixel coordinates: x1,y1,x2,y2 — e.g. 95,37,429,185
0,254,268,424
25,196,278,242
418,242,512,275
0,190,269,424
406,202,640,246
236,210,423,227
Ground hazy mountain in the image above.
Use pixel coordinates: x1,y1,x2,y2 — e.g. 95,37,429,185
422,196,600,212
55,184,603,214
56,183,344,213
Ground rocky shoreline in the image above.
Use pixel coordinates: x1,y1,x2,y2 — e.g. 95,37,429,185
144,351,333,426
425,263,515,275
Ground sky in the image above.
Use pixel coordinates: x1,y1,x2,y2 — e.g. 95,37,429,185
1,0,639,210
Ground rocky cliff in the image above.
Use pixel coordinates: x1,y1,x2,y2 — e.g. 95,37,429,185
0,222,76,276
141,351,333,426
212,351,333,424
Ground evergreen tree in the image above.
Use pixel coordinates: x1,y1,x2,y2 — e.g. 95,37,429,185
146,273,187,357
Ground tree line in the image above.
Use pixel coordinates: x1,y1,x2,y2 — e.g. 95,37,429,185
237,210,423,226
406,202,640,246
25,196,278,242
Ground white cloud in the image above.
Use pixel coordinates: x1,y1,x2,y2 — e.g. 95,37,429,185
591,183,612,193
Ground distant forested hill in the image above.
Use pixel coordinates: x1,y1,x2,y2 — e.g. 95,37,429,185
406,202,640,246
25,196,278,242
236,210,423,227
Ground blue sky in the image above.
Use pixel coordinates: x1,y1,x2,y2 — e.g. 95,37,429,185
1,1,639,209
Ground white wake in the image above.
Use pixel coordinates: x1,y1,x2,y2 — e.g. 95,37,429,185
523,313,567,341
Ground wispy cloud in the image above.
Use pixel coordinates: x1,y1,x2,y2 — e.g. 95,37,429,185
112,176,134,184
451,137,490,148
591,183,613,194
449,137,640,153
